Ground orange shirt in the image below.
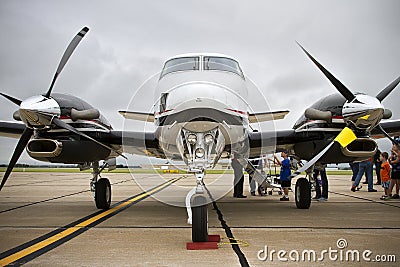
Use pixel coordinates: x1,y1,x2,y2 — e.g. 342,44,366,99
380,161,391,182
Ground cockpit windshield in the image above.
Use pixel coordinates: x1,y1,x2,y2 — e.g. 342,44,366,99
203,56,243,78
160,57,199,78
159,55,244,79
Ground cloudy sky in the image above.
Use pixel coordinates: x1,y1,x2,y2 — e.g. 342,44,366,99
0,0,399,164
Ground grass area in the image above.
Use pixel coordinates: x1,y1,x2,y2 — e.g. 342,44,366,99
0,167,352,176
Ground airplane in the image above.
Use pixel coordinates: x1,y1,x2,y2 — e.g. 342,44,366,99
1,27,399,243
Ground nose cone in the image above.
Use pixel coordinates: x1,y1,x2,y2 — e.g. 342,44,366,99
19,95,61,127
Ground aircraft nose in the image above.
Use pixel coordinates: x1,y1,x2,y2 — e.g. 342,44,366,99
166,82,244,110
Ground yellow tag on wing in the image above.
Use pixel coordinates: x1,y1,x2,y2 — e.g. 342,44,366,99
334,127,357,147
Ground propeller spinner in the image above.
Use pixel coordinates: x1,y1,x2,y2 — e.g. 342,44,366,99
297,42,399,134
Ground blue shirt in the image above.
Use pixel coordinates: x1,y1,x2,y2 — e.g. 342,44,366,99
280,158,291,181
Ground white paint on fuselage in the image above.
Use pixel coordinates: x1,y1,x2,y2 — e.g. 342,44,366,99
153,54,252,162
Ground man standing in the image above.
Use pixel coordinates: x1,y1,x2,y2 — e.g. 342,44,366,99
351,158,377,192
373,150,382,185
313,162,328,201
231,154,246,198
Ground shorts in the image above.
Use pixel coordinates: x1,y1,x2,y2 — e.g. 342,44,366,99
392,171,400,179
281,180,291,188
381,181,390,189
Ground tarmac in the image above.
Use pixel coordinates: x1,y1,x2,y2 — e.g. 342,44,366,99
0,171,399,266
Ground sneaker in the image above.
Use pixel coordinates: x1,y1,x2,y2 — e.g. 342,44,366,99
351,186,356,192
318,197,328,202
280,196,289,201
392,194,400,199
362,181,368,184
356,186,362,191
380,195,388,200
251,192,256,196
368,189,377,192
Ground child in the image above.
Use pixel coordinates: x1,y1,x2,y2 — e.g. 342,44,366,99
388,139,400,199
379,152,391,200
274,151,292,201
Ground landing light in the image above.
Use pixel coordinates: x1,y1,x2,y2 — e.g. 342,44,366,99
187,134,197,144
195,148,205,158
204,134,214,145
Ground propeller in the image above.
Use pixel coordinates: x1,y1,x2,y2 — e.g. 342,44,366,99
296,42,355,102
45,27,89,98
290,43,400,179
0,128,33,190
376,76,400,102
0,27,125,191
0,93,22,106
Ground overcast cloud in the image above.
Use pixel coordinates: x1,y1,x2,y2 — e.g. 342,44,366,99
0,0,399,164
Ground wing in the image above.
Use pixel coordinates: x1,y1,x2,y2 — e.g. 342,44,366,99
0,121,26,139
119,111,155,122
0,120,165,159
248,110,289,123
371,119,400,139
249,119,400,159
94,130,165,159
248,128,331,157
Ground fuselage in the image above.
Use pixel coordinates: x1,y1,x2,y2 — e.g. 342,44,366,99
153,53,252,171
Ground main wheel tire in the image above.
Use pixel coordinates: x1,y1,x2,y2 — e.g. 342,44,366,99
95,178,111,210
192,195,208,242
295,178,311,209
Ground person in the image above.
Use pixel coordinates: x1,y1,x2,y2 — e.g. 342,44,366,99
351,157,377,192
388,138,400,199
246,157,260,196
313,162,328,201
274,151,291,201
379,152,391,200
231,154,247,198
349,162,359,182
373,149,382,185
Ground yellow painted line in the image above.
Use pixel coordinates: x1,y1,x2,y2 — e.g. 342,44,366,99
0,177,181,267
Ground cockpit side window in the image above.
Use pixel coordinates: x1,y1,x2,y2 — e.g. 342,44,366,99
160,57,199,78
203,56,244,78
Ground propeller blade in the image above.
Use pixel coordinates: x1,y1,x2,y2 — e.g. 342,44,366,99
0,128,33,191
52,117,127,159
0,93,22,106
297,42,355,102
45,27,89,98
376,124,400,147
290,127,357,179
375,76,400,102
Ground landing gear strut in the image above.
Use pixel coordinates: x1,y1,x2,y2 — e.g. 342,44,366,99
186,171,209,242
90,162,111,210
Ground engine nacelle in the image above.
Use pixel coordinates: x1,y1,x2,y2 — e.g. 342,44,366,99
294,138,377,164
27,139,111,164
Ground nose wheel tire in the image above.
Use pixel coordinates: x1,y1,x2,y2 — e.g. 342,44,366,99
95,178,111,210
191,195,208,242
295,177,311,209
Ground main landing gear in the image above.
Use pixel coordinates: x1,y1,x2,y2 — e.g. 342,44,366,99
295,177,311,209
186,171,209,242
90,162,111,210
